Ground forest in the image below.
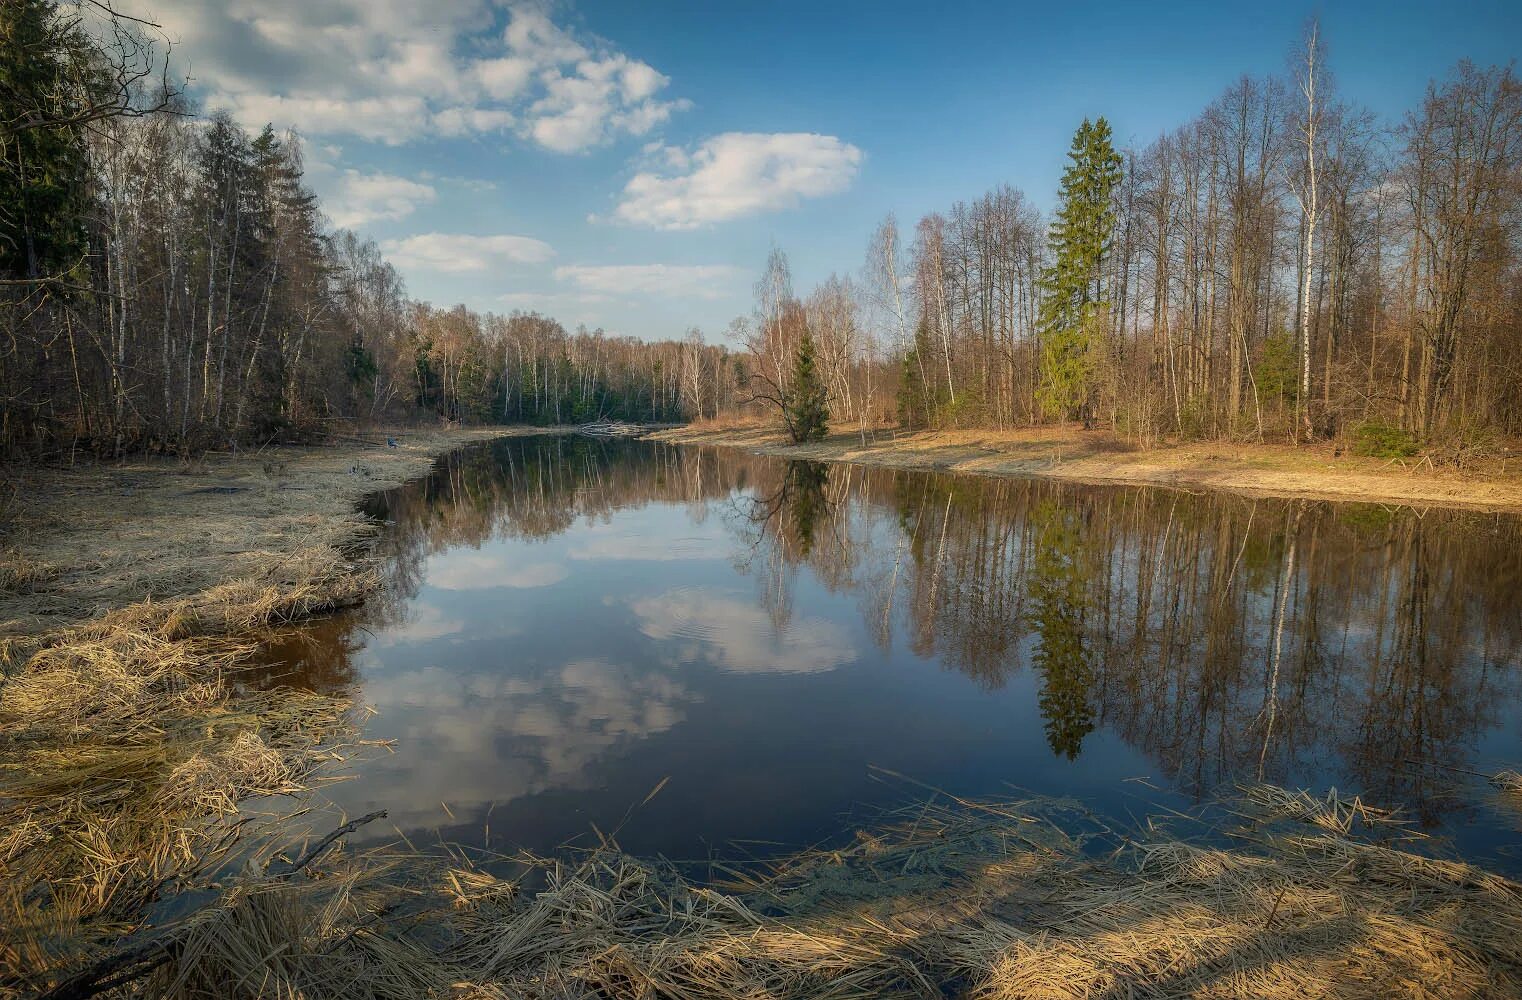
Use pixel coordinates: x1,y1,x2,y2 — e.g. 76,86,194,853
1,0,736,456
746,34,1522,450
4,3,1519,458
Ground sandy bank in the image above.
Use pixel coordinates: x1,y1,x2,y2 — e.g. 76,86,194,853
651,424,1522,512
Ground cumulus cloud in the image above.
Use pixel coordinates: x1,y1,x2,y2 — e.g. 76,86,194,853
554,264,743,300
428,551,569,591
119,1,688,151
630,588,856,674
612,133,863,229
380,233,555,273
529,54,690,153
324,169,437,228
349,657,696,830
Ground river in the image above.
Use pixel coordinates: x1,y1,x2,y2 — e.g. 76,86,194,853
252,434,1522,871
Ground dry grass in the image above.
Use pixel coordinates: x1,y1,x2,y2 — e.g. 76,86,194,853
0,426,532,642
0,427,534,990
1491,771,1522,825
38,789,1521,1000
0,618,359,982
650,423,1522,512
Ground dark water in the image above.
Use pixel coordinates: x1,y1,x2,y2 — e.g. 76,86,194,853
255,435,1522,870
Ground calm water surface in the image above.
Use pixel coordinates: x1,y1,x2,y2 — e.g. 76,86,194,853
256,436,1522,869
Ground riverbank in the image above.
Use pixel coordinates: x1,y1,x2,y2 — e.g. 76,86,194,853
42,785,1522,999
651,423,1522,512
0,426,552,985
1,426,562,644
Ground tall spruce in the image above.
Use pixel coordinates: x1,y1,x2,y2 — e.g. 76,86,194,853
784,329,829,442
0,0,93,281
1037,117,1123,423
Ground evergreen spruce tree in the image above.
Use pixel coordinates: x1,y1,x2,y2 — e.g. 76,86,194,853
1037,117,1123,424
0,0,93,281
784,329,829,443
896,317,940,430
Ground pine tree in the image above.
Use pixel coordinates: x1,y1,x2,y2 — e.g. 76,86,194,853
784,329,829,443
1038,117,1123,424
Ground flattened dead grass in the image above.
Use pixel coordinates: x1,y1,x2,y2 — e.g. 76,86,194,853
0,427,530,989
47,791,1522,1000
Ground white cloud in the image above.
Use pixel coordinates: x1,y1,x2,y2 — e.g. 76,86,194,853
567,524,725,562
529,55,690,154
216,93,433,146
428,551,569,591
631,588,856,674
376,601,464,645
612,133,863,229
496,290,610,310
350,657,695,829
324,169,436,227
120,1,687,152
380,233,555,273
554,264,743,301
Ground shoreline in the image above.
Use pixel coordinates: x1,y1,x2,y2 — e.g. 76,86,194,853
648,423,1522,513
0,425,556,986
1,425,560,645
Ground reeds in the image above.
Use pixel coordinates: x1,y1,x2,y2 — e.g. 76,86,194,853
0,616,357,984
48,791,1521,1000
0,428,518,994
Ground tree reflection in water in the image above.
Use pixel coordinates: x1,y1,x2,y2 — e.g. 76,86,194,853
253,436,1522,837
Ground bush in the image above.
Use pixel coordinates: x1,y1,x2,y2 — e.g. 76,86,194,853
1352,421,1420,459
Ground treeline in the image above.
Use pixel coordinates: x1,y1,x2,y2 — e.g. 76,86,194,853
737,28,1522,448
0,1,731,456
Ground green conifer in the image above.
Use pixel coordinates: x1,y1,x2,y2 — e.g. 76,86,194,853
1038,117,1123,423
784,330,829,443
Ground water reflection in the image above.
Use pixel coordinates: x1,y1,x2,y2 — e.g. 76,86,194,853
256,436,1522,864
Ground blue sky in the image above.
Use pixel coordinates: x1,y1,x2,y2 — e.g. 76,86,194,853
122,0,1521,343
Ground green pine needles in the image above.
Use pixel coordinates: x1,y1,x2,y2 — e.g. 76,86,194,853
784,330,829,443
1037,117,1123,424
1,0,95,283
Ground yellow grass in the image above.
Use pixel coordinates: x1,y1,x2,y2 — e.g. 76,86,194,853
650,423,1522,512
38,789,1522,1000
0,426,540,986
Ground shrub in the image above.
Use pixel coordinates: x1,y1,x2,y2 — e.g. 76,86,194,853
1352,421,1420,459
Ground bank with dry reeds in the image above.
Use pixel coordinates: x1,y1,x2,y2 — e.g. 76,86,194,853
0,427,547,990
31,786,1522,999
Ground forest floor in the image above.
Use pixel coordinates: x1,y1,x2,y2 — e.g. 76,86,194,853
652,421,1522,511
5,423,1522,999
